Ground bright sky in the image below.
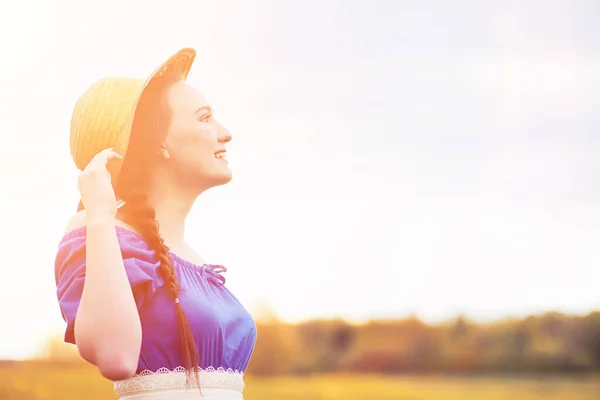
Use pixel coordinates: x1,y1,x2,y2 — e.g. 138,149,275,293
0,1,599,359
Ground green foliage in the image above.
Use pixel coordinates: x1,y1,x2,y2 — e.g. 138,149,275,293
246,312,600,375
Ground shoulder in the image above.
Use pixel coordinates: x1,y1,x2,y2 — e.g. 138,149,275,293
56,212,158,280
58,211,150,260
63,210,138,235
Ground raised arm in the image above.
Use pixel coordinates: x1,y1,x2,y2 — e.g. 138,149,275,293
67,149,141,380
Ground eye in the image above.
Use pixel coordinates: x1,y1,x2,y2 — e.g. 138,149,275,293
199,111,212,122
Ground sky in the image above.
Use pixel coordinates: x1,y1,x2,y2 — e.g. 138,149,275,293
0,0,599,359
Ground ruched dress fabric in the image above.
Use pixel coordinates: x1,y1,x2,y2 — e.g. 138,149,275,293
55,226,257,400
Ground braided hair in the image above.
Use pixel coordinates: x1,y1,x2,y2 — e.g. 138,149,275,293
116,75,200,385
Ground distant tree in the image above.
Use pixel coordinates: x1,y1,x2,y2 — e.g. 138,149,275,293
450,314,471,340
507,321,531,369
294,319,356,373
580,312,600,367
538,312,568,337
330,323,356,353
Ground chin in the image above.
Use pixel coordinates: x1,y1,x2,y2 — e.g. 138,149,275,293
216,174,232,186
208,169,233,188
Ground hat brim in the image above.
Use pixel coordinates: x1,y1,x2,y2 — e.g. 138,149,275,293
77,48,196,212
111,47,196,177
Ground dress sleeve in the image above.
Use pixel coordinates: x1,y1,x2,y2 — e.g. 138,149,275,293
54,228,160,344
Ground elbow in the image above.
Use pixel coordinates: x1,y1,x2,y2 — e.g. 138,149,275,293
78,345,138,381
96,353,139,381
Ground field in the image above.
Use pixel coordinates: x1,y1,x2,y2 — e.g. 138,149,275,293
0,361,598,400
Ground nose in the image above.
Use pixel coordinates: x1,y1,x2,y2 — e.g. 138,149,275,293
217,124,232,144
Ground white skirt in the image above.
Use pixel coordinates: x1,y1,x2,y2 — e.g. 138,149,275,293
114,367,245,400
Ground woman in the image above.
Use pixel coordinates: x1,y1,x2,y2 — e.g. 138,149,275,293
54,48,257,400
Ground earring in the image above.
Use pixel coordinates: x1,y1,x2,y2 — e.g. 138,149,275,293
159,146,171,159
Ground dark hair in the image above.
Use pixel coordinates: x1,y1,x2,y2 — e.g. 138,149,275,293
116,76,200,386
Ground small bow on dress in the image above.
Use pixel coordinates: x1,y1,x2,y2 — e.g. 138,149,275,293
201,264,227,287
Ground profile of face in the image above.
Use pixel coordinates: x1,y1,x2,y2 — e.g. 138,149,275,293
118,78,232,203
158,80,232,191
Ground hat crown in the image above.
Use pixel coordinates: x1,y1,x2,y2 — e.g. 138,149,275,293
68,48,196,175
70,77,145,171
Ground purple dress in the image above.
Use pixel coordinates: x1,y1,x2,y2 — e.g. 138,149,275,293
54,226,257,377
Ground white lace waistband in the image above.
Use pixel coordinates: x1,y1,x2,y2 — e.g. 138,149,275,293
114,367,245,399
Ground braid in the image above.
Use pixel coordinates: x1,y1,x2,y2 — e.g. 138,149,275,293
109,74,202,388
119,186,200,386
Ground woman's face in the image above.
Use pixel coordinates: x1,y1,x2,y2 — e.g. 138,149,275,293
161,80,232,190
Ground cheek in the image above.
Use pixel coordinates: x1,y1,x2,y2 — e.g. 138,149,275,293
168,124,216,167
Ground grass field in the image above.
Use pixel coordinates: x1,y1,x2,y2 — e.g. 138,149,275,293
0,361,598,399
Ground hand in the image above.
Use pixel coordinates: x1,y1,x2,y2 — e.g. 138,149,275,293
78,148,123,219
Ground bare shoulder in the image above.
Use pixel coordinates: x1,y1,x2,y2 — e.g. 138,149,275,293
63,210,137,234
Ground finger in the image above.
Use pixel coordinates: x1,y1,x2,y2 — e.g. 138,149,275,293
89,148,123,167
106,150,124,162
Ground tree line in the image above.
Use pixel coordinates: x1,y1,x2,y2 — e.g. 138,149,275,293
247,311,600,375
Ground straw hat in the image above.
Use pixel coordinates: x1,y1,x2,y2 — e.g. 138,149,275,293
69,48,197,185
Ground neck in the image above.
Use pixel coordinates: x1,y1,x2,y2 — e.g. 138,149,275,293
146,181,200,247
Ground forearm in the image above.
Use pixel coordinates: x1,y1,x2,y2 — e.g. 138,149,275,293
74,213,141,377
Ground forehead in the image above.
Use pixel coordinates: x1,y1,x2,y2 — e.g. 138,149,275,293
164,81,209,113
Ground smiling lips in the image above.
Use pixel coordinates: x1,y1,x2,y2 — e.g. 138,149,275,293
214,150,227,161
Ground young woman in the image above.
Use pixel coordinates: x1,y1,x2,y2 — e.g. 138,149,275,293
54,48,257,400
